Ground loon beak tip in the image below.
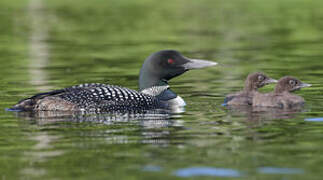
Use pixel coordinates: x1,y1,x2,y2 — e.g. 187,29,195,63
267,78,278,84
301,83,312,88
184,58,218,70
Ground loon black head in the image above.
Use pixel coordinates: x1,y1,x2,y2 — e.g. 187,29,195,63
139,50,217,91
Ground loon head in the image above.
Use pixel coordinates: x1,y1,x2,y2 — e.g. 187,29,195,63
243,72,278,92
139,50,217,91
274,76,311,94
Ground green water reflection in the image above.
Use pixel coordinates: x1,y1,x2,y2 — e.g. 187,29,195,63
1,0,323,179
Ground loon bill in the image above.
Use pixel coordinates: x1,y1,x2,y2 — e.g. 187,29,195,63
9,50,217,112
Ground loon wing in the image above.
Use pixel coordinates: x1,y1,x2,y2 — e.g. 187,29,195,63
9,83,108,111
10,83,167,112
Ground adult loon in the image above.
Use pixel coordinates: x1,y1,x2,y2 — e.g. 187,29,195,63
9,50,217,112
252,76,311,109
224,72,277,106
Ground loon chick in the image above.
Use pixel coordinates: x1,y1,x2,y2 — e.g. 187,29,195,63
10,50,217,112
224,72,277,106
252,76,311,109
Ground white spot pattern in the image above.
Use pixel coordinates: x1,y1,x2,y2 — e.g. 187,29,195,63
57,83,166,111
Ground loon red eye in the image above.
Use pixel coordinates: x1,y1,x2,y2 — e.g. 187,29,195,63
168,58,174,64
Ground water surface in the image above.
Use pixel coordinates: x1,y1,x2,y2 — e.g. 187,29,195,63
1,0,323,179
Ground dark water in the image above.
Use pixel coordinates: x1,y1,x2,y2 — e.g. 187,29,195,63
1,0,323,179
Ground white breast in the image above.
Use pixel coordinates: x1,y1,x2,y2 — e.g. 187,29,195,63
167,96,186,113
168,96,186,106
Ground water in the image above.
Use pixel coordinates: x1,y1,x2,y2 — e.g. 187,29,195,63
1,0,323,179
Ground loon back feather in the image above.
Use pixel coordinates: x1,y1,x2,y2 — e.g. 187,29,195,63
11,83,168,112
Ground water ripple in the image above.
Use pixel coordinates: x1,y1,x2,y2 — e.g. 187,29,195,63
142,165,162,172
258,167,304,174
305,117,323,122
174,167,241,177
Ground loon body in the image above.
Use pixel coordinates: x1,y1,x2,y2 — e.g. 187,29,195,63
252,76,311,109
224,72,277,106
14,83,167,112
10,50,217,112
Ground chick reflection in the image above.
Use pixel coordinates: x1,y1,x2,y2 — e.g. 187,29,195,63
226,105,302,122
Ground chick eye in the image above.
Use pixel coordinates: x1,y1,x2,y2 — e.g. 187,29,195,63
289,80,296,86
258,75,264,81
168,58,174,64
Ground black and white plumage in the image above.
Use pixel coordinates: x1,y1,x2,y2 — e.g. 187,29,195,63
12,83,167,112
9,50,217,113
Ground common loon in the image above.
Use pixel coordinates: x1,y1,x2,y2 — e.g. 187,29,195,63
224,72,277,106
10,50,217,112
252,76,311,109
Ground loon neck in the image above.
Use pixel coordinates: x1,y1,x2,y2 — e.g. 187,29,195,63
140,85,170,97
140,86,186,107
243,81,257,92
141,85,186,108
139,64,166,91
139,78,168,91
139,69,185,106
140,85,177,100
